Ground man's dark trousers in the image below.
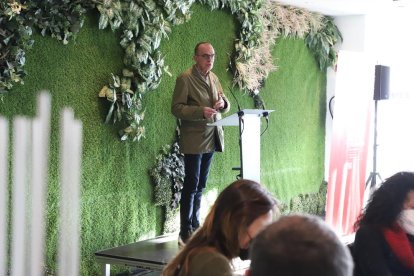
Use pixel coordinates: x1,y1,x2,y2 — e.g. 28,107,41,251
180,152,214,236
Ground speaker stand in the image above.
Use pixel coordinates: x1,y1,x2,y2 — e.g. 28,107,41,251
365,100,383,189
366,172,383,189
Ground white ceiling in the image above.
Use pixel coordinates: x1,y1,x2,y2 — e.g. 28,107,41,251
275,0,411,16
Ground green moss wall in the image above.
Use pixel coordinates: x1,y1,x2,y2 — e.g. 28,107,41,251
261,38,326,200
0,4,325,275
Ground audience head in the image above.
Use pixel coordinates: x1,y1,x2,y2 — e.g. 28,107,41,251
201,179,277,259
163,179,277,276
248,214,354,276
355,171,414,230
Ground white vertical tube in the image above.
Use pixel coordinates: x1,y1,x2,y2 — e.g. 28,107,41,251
58,108,83,276
0,117,9,276
10,117,31,276
30,92,51,276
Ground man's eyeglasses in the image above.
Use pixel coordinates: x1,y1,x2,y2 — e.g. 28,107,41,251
198,54,215,60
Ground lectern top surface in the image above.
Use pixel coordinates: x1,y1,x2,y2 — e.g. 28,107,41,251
208,109,274,126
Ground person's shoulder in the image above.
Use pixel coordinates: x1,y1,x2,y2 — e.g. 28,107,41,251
192,248,229,263
209,71,219,79
188,248,232,275
177,67,193,79
355,224,382,242
356,224,373,235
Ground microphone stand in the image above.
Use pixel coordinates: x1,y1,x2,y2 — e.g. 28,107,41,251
229,86,244,179
236,109,244,179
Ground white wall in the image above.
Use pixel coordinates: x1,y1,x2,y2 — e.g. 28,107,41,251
326,7,414,180
367,7,414,178
325,15,370,180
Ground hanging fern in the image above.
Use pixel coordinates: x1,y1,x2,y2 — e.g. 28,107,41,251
305,16,342,71
149,142,185,233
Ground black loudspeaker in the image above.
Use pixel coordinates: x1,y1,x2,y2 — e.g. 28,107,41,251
373,65,390,100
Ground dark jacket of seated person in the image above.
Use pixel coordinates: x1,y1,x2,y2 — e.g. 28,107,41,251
353,171,414,276
354,224,414,276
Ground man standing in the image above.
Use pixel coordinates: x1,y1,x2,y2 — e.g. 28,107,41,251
171,41,230,245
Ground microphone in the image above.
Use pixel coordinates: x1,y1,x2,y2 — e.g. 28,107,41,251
228,86,244,117
261,111,269,136
262,111,269,122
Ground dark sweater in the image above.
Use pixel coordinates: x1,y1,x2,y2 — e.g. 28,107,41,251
353,224,414,276
177,249,233,276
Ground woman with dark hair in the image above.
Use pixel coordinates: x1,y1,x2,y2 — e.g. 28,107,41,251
353,171,414,276
162,179,277,276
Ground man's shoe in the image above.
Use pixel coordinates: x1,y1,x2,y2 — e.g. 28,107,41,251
178,235,186,247
178,230,192,247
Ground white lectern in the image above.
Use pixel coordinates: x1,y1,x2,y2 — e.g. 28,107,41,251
210,109,274,182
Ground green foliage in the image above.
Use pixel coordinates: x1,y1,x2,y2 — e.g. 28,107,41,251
199,0,264,59
252,93,265,109
1,0,342,141
149,142,185,232
95,0,270,141
199,0,265,93
0,1,33,96
98,71,145,142
284,181,327,216
0,0,94,97
25,0,93,44
158,0,194,25
233,1,340,93
163,206,180,234
94,0,193,141
305,16,343,71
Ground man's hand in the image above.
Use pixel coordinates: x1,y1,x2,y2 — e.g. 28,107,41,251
213,96,225,110
203,107,217,119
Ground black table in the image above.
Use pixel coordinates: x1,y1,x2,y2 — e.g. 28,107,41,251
95,234,179,276
95,234,250,276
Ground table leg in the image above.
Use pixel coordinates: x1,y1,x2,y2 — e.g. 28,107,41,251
102,263,110,276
